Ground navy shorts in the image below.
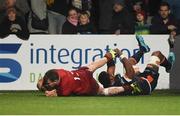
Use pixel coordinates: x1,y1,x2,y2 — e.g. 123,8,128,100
131,67,159,95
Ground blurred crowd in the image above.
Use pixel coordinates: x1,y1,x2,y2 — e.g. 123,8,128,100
0,0,180,40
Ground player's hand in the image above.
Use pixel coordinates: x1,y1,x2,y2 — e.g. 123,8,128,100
113,48,122,57
45,89,57,97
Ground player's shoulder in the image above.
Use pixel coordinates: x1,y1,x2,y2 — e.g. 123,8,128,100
55,68,71,78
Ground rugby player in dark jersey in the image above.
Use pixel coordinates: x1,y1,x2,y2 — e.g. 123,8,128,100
98,35,175,95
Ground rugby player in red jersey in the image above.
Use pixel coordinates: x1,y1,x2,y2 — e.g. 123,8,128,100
37,49,128,96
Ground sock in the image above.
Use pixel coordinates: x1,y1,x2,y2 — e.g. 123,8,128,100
132,51,144,63
160,57,172,71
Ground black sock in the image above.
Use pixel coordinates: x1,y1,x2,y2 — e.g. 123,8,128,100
160,58,172,71
131,51,144,63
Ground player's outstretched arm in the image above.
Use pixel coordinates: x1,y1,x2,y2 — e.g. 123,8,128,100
87,57,108,72
98,86,125,96
87,49,118,72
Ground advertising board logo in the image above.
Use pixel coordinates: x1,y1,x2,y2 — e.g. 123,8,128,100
0,44,22,83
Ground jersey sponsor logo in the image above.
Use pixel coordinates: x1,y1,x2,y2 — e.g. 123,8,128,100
74,77,81,81
0,44,22,83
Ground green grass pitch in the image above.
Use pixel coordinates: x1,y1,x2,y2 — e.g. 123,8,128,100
0,90,180,115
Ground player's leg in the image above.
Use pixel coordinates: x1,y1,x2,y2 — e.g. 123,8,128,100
147,51,175,72
115,47,136,80
128,35,150,65
166,52,176,72
129,51,176,95
121,35,150,80
98,50,176,96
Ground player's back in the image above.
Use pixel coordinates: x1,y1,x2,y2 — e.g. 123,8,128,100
55,67,99,96
71,67,99,95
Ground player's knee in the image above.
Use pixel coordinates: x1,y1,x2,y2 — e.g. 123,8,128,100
151,51,165,62
148,55,160,67
151,51,162,56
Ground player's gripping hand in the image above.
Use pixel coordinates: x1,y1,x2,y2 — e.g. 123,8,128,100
113,48,122,58
45,89,57,97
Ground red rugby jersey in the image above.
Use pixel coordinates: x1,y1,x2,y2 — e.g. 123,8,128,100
55,67,99,96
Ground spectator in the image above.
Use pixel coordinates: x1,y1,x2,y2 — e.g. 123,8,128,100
0,0,30,24
0,8,29,40
132,0,148,17
135,11,150,35
111,0,135,34
89,0,99,31
47,0,69,34
126,0,149,25
123,0,147,13
78,11,96,34
15,0,30,23
70,0,92,12
150,2,179,36
133,0,144,13
98,0,114,34
28,0,48,34
163,0,180,24
62,8,78,34
123,0,134,13
148,0,162,17
0,1,6,24
70,0,98,26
